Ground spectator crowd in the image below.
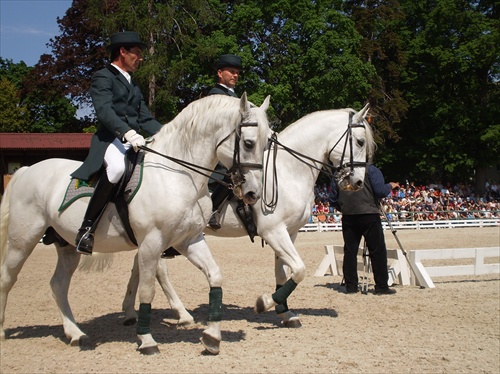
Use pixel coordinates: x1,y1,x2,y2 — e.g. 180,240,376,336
310,180,500,223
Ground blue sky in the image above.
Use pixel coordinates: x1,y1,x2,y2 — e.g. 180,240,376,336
0,0,72,66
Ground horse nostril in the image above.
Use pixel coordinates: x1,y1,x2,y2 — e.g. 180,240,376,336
356,180,363,187
244,191,259,205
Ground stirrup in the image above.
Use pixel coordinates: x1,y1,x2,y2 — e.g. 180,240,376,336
75,228,93,255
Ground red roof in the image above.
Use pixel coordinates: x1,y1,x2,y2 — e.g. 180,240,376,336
0,133,93,150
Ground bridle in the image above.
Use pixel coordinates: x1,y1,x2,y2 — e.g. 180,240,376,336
263,111,367,209
332,111,367,190
224,119,264,197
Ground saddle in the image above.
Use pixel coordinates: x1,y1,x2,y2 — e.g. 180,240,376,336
57,150,144,246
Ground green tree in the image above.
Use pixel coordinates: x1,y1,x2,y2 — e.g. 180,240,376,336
0,77,29,132
227,0,375,129
396,0,500,192
343,0,409,149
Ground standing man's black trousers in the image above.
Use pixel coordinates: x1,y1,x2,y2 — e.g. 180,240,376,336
341,214,389,291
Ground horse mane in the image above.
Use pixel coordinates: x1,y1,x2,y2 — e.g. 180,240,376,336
152,95,242,159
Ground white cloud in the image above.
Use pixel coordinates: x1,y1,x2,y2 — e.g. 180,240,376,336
1,25,54,37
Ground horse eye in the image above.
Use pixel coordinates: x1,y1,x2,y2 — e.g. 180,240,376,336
357,139,365,147
244,139,255,150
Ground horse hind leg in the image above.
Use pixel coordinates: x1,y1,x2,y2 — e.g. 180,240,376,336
122,254,194,326
156,258,194,325
50,245,89,346
0,237,40,340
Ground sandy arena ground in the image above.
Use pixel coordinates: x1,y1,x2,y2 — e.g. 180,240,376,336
0,227,499,373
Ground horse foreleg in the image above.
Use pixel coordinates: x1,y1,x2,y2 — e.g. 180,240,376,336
135,246,161,355
274,257,302,328
183,237,222,355
51,245,89,346
254,231,305,329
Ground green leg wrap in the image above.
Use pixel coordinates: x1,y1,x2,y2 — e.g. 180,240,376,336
272,278,297,306
208,287,223,322
137,303,152,335
274,285,290,314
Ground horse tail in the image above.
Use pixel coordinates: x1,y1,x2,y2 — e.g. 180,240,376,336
78,253,115,272
0,167,29,266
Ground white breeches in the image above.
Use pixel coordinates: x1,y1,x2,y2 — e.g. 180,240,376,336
104,138,132,184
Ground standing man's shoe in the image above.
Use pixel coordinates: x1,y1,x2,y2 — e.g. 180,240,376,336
374,287,397,295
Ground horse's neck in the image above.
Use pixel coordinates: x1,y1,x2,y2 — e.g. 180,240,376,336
150,114,220,169
277,112,343,179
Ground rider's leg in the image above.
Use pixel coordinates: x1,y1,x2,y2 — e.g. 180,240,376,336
75,172,116,255
208,175,231,230
75,139,128,255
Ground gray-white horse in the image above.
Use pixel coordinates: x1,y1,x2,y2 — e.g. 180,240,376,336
0,94,271,355
120,105,374,327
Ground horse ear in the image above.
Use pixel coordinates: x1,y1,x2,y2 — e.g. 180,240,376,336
239,92,250,115
260,95,271,112
353,103,370,123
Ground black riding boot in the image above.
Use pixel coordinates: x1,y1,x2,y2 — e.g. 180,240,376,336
75,173,116,255
208,175,231,230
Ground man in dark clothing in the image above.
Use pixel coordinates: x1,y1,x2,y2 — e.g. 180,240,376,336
161,54,243,259
208,54,242,97
207,54,243,229
72,31,163,255
329,164,399,294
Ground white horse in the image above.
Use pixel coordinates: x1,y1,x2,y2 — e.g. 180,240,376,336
0,93,271,355
120,105,375,327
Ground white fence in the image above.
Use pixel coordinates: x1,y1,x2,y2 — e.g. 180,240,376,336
300,218,499,232
314,245,500,289
409,247,500,288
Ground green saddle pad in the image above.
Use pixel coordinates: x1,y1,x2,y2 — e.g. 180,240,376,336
59,154,144,212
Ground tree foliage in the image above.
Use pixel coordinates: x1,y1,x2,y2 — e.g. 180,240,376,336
393,0,500,191
2,0,499,191
0,57,78,133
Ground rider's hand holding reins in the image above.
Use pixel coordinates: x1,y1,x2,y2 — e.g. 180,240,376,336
124,130,146,152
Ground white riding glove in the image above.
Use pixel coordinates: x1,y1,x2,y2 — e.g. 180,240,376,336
124,129,145,152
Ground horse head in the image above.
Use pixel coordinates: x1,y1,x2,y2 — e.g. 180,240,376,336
332,103,375,191
218,93,271,205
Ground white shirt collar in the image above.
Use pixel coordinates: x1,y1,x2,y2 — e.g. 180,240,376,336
111,63,131,84
218,83,235,93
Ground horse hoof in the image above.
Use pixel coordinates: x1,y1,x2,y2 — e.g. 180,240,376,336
139,345,160,355
177,317,195,326
69,334,88,347
283,319,302,328
123,318,137,326
200,332,220,355
254,294,274,314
